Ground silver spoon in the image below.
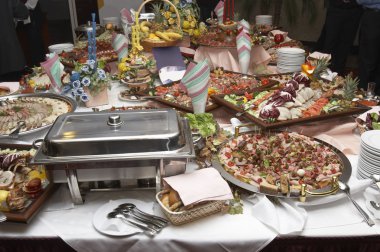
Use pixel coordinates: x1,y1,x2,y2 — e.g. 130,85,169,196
114,207,165,230
338,181,375,227
118,203,169,224
371,175,380,191
107,211,157,236
370,201,380,211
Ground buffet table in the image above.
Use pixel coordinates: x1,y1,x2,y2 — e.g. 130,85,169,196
1,82,380,252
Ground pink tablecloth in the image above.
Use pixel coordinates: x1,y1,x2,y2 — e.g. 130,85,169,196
194,45,271,74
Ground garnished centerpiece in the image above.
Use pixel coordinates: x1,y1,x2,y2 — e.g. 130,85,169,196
62,13,110,107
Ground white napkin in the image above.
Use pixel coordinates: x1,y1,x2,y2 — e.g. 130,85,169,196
247,194,307,234
246,177,372,234
308,51,331,61
320,68,338,82
163,168,233,206
43,184,74,212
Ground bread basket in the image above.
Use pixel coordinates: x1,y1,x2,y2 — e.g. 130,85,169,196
137,0,182,50
156,191,224,225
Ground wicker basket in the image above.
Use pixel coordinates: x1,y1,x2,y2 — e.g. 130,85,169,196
137,0,182,50
156,191,224,225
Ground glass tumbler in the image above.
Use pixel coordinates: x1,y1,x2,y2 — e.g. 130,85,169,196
366,82,376,99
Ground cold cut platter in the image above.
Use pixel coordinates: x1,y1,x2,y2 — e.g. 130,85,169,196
211,73,370,129
0,93,76,136
212,131,351,199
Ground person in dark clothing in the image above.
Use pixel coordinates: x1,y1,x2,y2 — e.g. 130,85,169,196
320,0,362,75
357,0,380,95
197,0,219,22
17,0,46,67
0,0,29,82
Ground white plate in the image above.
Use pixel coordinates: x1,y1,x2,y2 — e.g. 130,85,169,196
92,198,153,237
361,130,380,151
277,47,305,55
48,43,74,54
0,82,19,96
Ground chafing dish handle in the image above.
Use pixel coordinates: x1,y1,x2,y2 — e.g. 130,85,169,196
32,139,44,149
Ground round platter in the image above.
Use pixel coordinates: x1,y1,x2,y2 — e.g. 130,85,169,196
212,133,352,199
0,93,77,136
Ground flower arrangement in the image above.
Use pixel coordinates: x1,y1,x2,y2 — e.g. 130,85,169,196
62,60,109,102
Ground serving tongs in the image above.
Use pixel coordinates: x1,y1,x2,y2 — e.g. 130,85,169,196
8,121,26,139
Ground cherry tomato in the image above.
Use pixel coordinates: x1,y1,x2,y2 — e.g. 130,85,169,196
261,78,270,86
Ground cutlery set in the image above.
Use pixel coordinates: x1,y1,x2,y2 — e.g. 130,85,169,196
338,174,380,227
107,203,168,236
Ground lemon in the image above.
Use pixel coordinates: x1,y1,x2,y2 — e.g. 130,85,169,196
190,21,196,28
193,29,200,37
182,20,190,29
29,80,36,88
168,18,175,25
164,11,171,20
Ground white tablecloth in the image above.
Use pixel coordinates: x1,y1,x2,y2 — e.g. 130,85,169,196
1,83,380,252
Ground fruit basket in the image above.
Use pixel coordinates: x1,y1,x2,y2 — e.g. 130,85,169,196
137,0,183,50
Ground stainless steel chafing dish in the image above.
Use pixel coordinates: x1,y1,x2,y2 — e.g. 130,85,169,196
32,108,195,204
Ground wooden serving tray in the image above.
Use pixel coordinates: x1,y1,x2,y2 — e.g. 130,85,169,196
211,93,371,129
136,71,279,113
136,90,220,113
4,183,57,223
0,143,57,223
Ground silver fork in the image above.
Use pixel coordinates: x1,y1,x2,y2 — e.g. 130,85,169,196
8,121,26,139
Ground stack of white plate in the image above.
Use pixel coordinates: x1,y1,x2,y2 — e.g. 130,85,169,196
255,15,273,26
48,43,74,54
357,130,380,180
276,47,305,73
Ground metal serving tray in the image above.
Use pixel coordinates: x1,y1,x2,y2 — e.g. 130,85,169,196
0,93,77,144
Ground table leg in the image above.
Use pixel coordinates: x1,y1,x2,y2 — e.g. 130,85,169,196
65,168,84,204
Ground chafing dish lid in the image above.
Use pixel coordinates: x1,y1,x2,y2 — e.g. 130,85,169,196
41,109,185,157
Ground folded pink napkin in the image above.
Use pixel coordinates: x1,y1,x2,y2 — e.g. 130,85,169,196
180,60,210,113
40,54,63,93
236,30,252,74
120,8,132,23
214,1,224,24
163,168,233,206
112,33,128,61
238,19,250,33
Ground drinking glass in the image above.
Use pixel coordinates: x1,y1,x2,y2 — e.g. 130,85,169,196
366,82,376,99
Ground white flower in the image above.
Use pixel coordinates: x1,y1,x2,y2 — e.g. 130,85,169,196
76,87,84,95
97,69,105,75
80,93,89,102
98,73,106,80
81,65,90,73
72,80,81,89
81,77,91,86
